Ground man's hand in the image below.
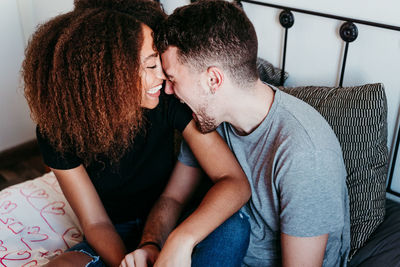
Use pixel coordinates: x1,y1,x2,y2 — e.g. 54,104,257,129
119,245,159,267
153,232,194,267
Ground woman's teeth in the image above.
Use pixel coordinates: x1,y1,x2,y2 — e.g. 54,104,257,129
147,84,162,94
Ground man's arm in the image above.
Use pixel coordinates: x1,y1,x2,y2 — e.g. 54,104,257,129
121,121,250,267
277,149,346,267
155,121,250,266
51,166,126,267
281,233,328,267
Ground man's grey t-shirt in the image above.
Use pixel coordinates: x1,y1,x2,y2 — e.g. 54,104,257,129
179,88,350,266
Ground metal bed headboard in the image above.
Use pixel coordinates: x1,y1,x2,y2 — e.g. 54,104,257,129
236,0,400,197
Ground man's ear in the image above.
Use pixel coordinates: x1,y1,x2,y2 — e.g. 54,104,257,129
207,66,223,94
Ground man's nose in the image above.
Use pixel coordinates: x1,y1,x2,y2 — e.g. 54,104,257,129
164,80,174,95
156,65,166,80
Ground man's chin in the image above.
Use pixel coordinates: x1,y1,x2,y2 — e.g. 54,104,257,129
195,119,217,134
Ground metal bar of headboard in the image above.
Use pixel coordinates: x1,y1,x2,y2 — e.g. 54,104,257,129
238,0,400,32
387,125,400,197
237,0,400,86
280,27,288,86
278,10,294,86
338,22,358,87
339,42,349,87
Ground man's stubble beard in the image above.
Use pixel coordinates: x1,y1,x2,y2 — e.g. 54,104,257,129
195,107,218,134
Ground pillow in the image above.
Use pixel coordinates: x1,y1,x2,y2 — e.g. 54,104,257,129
0,172,82,266
279,83,389,258
257,57,288,86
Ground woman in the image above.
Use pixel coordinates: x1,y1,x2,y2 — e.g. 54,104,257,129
22,0,250,266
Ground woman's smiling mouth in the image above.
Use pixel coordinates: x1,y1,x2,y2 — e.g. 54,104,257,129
147,84,162,97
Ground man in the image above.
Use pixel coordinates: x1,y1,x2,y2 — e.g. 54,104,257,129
159,0,349,266
124,1,350,266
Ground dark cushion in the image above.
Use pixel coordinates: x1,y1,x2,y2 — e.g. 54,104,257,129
257,57,288,86
349,199,400,267
279,83,389,258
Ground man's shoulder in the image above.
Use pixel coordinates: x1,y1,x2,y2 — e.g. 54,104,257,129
274,90,342,154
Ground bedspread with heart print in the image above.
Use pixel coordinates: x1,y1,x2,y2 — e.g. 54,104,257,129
0,172,83,266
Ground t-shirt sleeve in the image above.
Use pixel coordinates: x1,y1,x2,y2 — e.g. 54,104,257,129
36,126,82,170
277,149,347,237
167,96,193,133
178,123,226,168
177,139,200,168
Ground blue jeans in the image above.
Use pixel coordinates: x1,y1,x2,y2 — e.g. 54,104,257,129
192,211,250,267
68,212,250,267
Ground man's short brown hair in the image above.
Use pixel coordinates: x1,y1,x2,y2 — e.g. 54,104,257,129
156,0,259,86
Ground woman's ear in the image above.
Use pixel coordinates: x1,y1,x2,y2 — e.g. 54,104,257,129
207,66,223,94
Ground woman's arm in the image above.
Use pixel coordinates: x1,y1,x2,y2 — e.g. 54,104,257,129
52,165,126,267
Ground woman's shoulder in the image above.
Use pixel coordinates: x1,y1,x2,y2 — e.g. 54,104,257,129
36,126,82,170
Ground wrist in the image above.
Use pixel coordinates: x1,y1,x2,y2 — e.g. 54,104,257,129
168,228,197,249
137,241,161,251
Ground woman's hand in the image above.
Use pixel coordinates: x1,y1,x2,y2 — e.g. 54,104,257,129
120,246,159,267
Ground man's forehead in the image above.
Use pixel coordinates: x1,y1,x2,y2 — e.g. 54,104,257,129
161,47,179,75
162,47,179,62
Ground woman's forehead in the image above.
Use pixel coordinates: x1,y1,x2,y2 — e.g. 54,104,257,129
140,24,157,61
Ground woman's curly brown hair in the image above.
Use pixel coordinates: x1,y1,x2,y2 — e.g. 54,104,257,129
22,0,165,166
74,0,166,30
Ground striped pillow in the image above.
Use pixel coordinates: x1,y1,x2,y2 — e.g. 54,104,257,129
279,83,388,258
257,57,288,86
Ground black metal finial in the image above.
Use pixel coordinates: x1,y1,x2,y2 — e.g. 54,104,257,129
338,22,358,87
279,10,294,29
340,22,358,42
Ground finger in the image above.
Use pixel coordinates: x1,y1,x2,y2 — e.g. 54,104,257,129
123,255,135,267
134,254,147,267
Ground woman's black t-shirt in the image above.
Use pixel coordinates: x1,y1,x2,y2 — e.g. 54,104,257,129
36,94,192,223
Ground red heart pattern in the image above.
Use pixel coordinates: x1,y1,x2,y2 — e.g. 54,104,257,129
1,173,83,266
0,201,17,215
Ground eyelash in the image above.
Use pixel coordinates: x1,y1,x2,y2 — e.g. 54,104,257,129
147,65,157,69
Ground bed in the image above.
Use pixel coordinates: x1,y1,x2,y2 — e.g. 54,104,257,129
1,1,400,266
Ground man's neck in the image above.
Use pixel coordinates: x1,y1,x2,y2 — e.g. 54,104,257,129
223,80,274,136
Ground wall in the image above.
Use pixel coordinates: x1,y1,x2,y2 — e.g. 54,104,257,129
0,0,74,152
0,1,34,151
17,0,74,46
